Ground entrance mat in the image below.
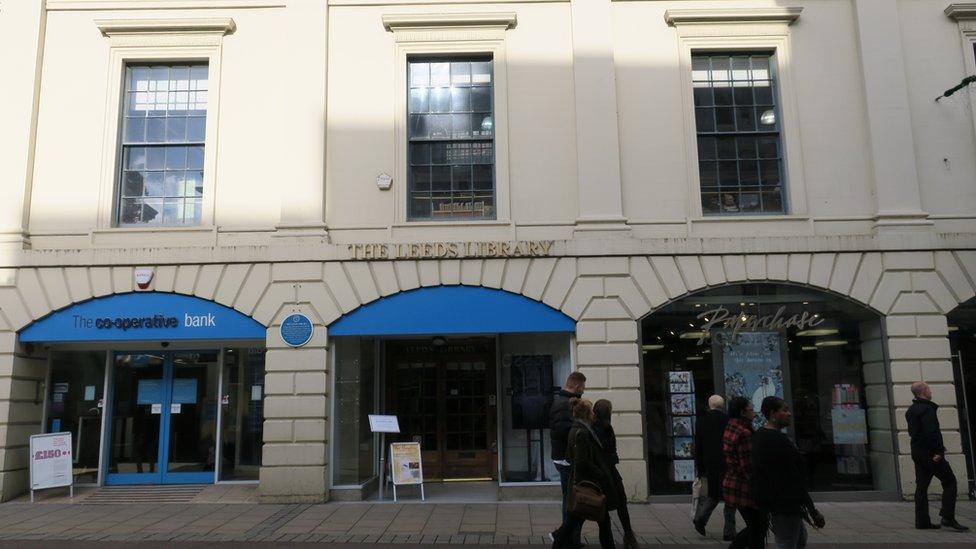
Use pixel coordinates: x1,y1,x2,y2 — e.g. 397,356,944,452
82,484,207,505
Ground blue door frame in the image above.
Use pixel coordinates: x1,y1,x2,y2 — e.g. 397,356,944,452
105,352,216,485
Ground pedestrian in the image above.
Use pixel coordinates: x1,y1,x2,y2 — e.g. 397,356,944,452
752,396,825,549
551,398,619,549
722,396,766,549
905,381,969,531
693,395,736,540
593,399,639,549
549,372,587,543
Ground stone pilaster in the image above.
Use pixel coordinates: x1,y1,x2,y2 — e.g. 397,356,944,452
259,307,330,503
0,332,47,502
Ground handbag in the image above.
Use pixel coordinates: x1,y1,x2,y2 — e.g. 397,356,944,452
568,480,607,522
691,476,706,512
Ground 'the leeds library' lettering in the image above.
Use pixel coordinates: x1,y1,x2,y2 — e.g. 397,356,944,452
347,241,555,260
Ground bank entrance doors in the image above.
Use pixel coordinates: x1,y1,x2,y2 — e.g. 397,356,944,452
106,351,219,485
386,340,497,481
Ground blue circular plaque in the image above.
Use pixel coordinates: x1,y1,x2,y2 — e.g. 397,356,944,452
280,313,313,347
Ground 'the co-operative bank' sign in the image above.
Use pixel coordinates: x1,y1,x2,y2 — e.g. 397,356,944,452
19,293,266,343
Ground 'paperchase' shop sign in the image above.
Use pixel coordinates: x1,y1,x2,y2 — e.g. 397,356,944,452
347,240,555,260
18,292,267,343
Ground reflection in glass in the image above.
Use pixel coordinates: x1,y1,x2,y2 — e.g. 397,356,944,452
46,351,106,483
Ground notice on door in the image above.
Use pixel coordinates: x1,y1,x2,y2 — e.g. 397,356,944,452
390,442,423,486
30,432,73,491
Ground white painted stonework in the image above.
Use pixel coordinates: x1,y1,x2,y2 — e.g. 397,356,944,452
1,0,976,503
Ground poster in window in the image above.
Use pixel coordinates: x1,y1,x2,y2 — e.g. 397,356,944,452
671,416,694,437
668,371,694,393
510,355,553,430
673,437,695,458
831,406,868,445
672,459,696,482
670,393,695,416
716,331,784,429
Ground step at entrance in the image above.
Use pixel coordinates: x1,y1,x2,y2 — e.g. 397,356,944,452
82,484,207,504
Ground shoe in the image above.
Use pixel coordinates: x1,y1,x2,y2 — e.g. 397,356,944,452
548,531,555,543
915,523,940,530
693,520,706,536
623,531,639,549
941,519,970,532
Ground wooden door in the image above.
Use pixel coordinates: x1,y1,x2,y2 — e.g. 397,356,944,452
386,339,496,481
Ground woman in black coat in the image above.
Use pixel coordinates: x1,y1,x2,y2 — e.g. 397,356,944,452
593,399,639,549
550,398,619,549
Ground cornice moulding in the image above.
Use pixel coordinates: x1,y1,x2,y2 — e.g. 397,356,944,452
382,12,517,32
50,0,281,9
96,17,237,36
664,8,803,27
945,3,976,20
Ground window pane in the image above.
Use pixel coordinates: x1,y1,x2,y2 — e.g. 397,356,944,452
693,53,784,215
408,57,495,221
118,63,207,226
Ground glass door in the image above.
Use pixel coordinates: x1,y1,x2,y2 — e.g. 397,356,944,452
164,351,219,483
106,353,165,484
106,351,218,485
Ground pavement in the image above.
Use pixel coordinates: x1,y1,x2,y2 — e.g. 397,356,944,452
0,487,974,546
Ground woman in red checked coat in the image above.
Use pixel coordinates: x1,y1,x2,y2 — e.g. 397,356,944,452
722,397,766,549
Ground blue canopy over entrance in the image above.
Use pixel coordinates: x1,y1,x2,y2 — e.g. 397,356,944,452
19,292,266,343
328,285,575,336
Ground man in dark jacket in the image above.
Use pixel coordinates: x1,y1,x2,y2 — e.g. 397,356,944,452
549,372,586,530
906,381,968,531
693,395,736,540
752,396,825,548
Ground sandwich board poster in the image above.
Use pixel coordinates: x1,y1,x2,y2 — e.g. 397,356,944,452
390,442,423,485
30,432,73,492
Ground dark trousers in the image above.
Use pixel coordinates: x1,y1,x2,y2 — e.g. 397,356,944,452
552,510,616,549
913,454,957,525
728,507,767,549
695,496,737,537
556,463,572,525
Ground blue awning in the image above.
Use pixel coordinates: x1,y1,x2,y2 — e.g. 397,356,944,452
19,292,266,343
328,285,575,336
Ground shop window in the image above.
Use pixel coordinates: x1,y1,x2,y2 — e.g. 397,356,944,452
45,351,107,484
333,337,378,486
117,63,208,227
947,299,976,496
499,333,572,483
407,57,496,221
219,348,265,481
693,53,786,215
641,283,896,495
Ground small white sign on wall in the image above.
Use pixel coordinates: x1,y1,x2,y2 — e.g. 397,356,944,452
368,415,400,433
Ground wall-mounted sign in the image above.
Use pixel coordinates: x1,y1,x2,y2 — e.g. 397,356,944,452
280,313,313,347
696,305,826,345
347,240,555,260
30,432,73,491
18,292,266,343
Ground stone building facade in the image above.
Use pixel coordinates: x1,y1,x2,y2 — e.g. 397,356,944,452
2,0,976,503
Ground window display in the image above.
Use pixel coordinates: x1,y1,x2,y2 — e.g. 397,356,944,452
642,283,895,495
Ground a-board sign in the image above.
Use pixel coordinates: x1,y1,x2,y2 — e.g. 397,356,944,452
390,442,423,485
368,415,400,433
30,432,73,491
